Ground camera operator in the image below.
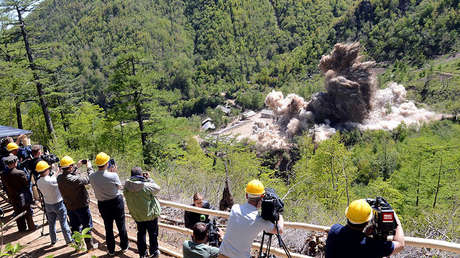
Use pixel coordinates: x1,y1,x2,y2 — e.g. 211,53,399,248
218,179,284,258
325,199,405,258
124,167,161,258
185,193,213,229
57,156,98,250
183,222,221,258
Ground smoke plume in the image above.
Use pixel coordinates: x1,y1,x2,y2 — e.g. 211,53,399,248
307,42,376,123
260,42,443,144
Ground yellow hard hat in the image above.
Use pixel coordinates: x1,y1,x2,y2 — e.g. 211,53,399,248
246,179,265,196
7,142,19,152
345,199,373,224
60,156,74,168
36,160,50,173
95,152,110,166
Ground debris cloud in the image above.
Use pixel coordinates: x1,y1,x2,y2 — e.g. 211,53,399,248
260,42,443,145
215,42,445,150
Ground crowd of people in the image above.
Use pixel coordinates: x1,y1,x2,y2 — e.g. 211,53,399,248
0,135,406,258
0,135,161,257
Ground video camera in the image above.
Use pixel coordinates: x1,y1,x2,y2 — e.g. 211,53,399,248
42,154,60,165
259,188,291,258
261,188,284,224
207,219,221,247
366,197,397,240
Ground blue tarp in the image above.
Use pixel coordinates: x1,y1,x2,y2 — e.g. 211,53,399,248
0,126,32,138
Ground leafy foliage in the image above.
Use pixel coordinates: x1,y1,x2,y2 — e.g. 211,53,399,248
70,227,92,252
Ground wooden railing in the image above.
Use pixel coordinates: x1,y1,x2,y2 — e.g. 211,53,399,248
156,199,460,255
2,188,460,256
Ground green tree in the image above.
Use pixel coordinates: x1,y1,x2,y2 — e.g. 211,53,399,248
1,0,55,135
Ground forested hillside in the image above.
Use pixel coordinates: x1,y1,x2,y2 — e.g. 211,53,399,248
0,0,459,254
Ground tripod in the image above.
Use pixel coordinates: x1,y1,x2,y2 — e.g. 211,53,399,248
258,221,291,258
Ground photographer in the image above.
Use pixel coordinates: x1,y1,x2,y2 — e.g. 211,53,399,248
218,179,284,258
89,152,128,256
184,193,212,229
36,160,73,245
124,167,161,258
325,199,405,258
2,155,36,232
183,222,220,258
57,156,98,250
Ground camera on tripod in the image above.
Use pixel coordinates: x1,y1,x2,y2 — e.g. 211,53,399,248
259,188,291,258
207,218,221,247
261,188,284,223
366,197,397,240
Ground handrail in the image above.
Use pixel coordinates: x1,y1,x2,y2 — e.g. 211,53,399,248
157,199,460,254
91,199,310,257
90,194,460,254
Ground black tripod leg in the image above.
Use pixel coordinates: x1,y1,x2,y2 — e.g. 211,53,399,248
37,189,46,236
275,222,291,258
258,232,266,258
266,234,272,257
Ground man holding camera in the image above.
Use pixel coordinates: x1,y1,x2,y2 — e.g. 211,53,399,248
184,193,212,229
183,222,220,258
218,179,284,258
89,152,128,256
57,156,98,250
124,167,161,258
36,160,73,245
2,155,36,232
325,199,405,258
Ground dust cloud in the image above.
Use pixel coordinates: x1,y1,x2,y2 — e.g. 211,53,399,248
261,42,443,144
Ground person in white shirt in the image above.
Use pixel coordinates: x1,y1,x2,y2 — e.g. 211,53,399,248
36,161,72,245
218,179,284,258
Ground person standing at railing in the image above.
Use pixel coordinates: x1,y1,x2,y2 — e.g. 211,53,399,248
36,160,72,245
89,152,128,257
124,167,161,258
184,193,213,229
57,156,98,250
218,179,284,258
2,155,36,232
325,199,405,258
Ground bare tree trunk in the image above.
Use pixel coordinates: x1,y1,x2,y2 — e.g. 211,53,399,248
131,58,147,150
120,120,125,153
330,157,336,190
416,162,421,207
16,5,54,135
15,101,23,129
433,157,443,209
342,158,350,205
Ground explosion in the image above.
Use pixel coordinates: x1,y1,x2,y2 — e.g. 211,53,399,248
215,42,445,149
262,42,443,144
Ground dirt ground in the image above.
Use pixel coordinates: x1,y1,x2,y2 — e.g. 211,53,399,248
0,192,180,258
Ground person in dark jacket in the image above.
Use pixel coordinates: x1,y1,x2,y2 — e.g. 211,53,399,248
57,155,98,250
183,222,220,258
124,167,161,258
2,155,36,232
184,193,212,229
325,199,405,258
